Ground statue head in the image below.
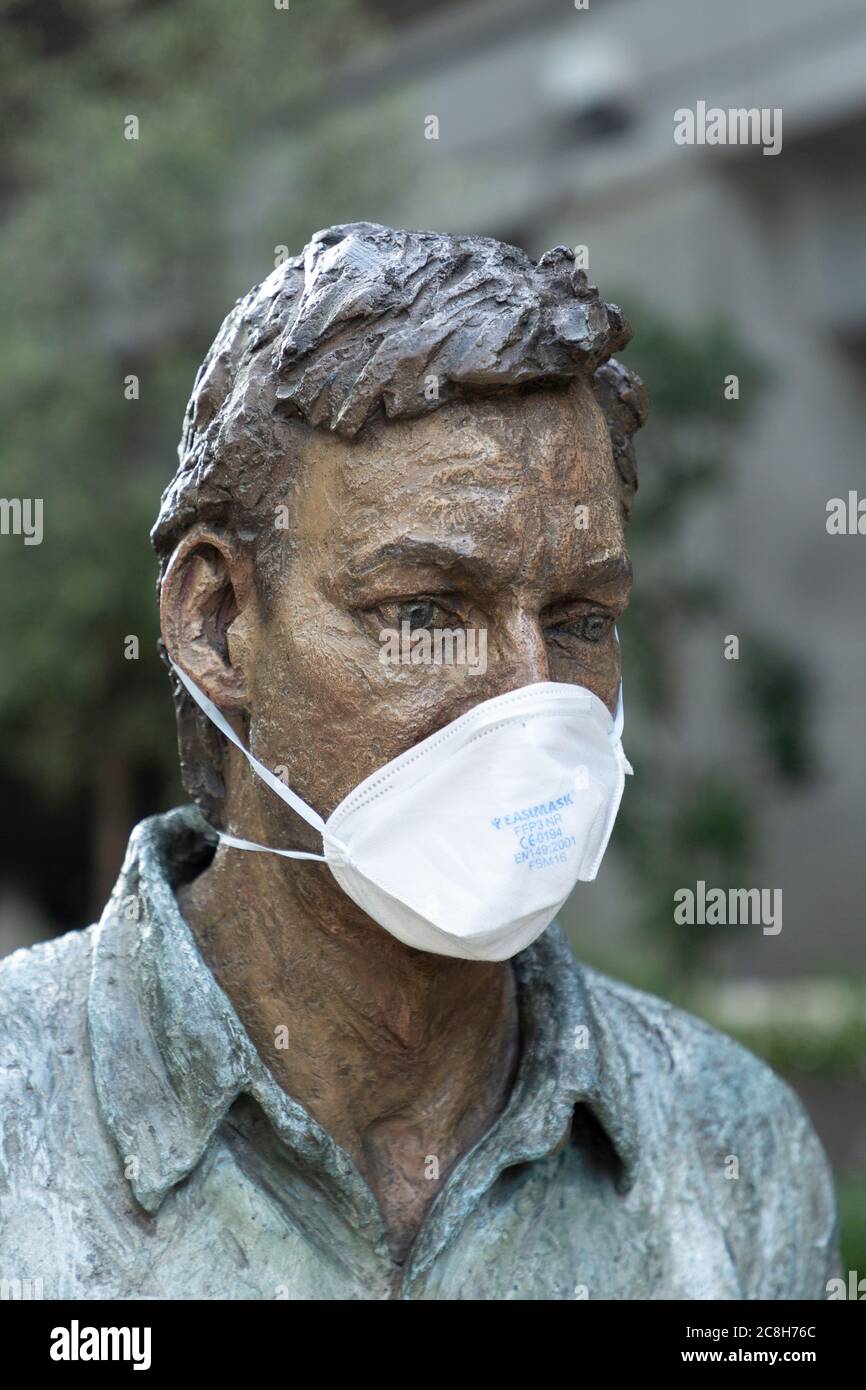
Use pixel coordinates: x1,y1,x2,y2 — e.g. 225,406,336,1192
153,222,648,847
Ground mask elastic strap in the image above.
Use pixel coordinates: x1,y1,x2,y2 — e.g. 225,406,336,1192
171,660,337,862
217,833,330,862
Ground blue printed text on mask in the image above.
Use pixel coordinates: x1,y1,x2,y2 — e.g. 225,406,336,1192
491,795,576,870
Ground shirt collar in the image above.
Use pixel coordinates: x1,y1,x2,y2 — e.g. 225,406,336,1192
88,807,640,1256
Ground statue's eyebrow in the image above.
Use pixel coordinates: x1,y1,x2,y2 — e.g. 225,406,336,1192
544,552,633,608
346,536,498,583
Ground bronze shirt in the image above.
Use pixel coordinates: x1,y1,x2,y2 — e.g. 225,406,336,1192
0,806,840,1300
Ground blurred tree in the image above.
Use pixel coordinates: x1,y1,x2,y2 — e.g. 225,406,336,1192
0,0,408,912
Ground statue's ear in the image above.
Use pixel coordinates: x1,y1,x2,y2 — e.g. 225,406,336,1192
159,526,255,711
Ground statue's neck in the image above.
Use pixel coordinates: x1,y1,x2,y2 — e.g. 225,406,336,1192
176,842,520,1263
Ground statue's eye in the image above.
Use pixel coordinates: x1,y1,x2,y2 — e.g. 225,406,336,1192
366,595,465,639
581,612,612,643
397,600,446,632
547,610,613,644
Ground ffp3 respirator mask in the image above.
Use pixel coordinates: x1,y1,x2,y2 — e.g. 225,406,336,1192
171,657,632,962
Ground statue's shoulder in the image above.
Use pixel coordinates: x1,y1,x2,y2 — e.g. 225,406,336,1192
581,961,818,1138
0,925,96,1091
583,961,839,1267
579,961,840,1293
0,921,96,998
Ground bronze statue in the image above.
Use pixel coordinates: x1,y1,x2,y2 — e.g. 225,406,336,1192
0,224,840,1299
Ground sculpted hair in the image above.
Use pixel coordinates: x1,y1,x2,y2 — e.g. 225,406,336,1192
151,222,649,822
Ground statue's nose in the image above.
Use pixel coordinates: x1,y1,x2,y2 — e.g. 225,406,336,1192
489,610,550,694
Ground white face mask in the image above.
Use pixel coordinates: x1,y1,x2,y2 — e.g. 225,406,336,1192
171,659,633,962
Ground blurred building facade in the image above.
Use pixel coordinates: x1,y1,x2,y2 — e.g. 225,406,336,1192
327,0,866,978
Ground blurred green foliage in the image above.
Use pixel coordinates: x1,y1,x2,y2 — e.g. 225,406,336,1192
685,977,866,1077
0,0,407,898
838,1174,866,1282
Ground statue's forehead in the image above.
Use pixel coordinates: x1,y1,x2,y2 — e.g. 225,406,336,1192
293,381,612,493
287,386,622,570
